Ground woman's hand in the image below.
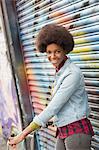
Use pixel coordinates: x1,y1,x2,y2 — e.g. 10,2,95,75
8,121,40,148
8,133,24,146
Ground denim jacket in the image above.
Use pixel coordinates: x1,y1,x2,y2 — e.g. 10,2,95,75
33,58,90,127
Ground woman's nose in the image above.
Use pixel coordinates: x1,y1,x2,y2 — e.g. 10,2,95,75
51,52,56,58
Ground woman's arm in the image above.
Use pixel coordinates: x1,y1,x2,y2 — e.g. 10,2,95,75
8,122,40,147
33,70,80,127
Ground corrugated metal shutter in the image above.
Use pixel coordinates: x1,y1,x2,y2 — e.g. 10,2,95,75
15,0,99,149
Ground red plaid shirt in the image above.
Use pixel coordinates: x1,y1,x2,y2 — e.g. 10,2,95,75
56,118,94,139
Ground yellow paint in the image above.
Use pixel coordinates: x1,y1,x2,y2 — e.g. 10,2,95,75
0,123,2,135
72,31,85,36
74,38,87,44
81,55,92,60
72,47,91,53
88,63,99,68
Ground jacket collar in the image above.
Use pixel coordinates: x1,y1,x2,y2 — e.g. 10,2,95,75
56,56,68,72
56,57,71,76
52,58,71,97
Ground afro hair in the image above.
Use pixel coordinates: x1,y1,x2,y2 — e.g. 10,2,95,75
36,24,74,54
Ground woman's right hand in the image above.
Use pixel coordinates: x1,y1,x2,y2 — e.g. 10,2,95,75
8,133,24,147
8,121,40,148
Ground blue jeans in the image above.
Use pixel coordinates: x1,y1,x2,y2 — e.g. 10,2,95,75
55,134,92,150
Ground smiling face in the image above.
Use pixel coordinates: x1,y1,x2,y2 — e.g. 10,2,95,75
46,43,66,68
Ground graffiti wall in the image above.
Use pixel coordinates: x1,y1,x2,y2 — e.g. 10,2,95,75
0,5,21,145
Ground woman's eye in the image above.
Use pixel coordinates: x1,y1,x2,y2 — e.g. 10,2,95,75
58,50,61,52
46,50,61,55
56,50,61,53
47,51,51,54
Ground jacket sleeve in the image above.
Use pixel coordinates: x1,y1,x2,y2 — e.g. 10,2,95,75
33,70,81,127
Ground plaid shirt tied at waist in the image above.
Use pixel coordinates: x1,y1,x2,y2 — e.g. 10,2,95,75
56,118,94,139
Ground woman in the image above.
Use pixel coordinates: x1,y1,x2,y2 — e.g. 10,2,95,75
8,24,94,150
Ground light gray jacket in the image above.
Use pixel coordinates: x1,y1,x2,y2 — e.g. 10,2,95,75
33,58,90,127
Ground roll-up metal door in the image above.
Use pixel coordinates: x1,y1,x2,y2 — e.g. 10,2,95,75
15,0,99,149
